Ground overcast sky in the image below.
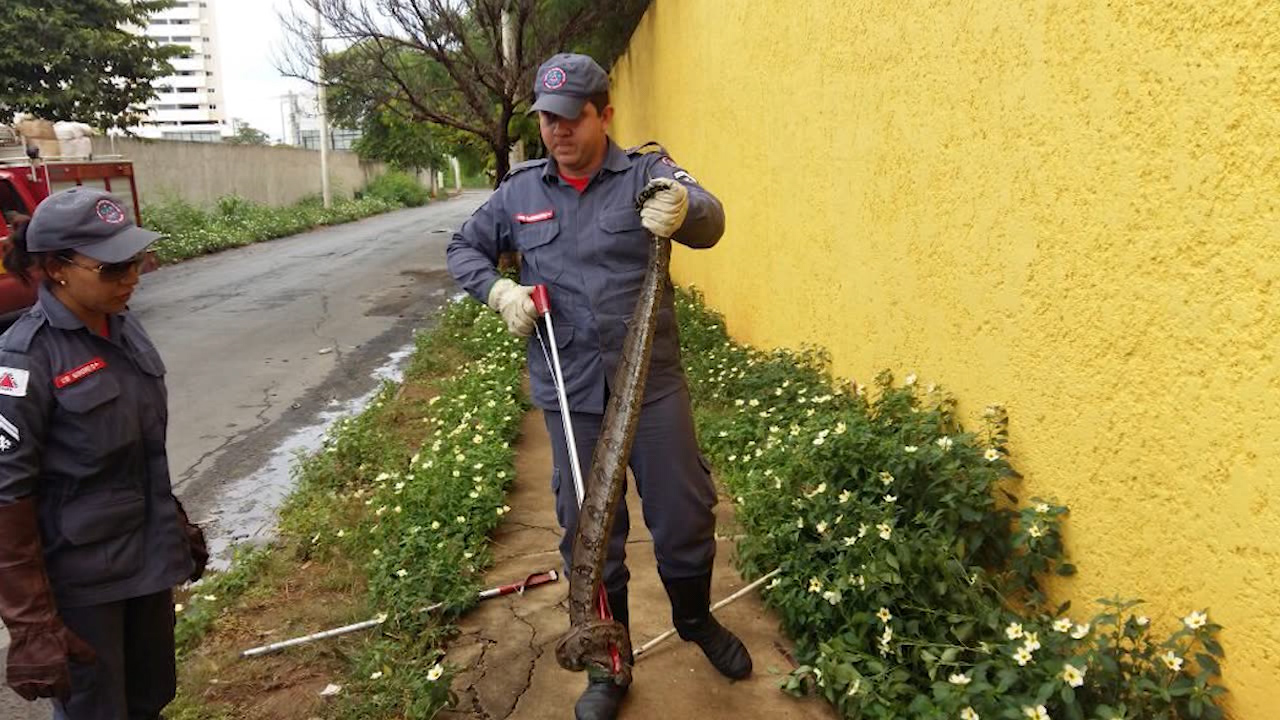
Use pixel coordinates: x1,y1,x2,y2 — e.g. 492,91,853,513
213,0,313,141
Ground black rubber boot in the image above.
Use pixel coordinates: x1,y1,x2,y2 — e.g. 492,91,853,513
663,573,752,680
574,586,633,720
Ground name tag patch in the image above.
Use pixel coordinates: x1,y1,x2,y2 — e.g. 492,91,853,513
515,210,554,224
55,358,108,389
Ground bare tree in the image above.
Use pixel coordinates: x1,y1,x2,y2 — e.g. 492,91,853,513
280,0,626,183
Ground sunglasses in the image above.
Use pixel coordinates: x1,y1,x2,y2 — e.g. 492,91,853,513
57,252,149,282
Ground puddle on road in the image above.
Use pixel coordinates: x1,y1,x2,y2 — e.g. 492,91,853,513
202,344,415,571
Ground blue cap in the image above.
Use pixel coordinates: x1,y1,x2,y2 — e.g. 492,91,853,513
26,187,159,263
529,53,610,119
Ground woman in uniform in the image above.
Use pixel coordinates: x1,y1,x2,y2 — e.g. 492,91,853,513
0,187,207,720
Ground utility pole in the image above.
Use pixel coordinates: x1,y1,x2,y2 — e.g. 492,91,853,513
315,5,332,208
501,5,524,168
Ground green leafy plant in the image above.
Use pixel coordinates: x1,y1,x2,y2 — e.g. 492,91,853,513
674,287,1227,720
365,171,432,208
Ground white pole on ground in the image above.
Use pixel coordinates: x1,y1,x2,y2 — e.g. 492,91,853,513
315,5,332,208
633,568,782,660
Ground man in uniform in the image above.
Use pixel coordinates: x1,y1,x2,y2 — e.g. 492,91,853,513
447,53,751,720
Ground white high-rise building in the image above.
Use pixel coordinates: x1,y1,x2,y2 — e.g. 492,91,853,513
132,0,227,142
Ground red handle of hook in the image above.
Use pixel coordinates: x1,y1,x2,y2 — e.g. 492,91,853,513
532,284,551,317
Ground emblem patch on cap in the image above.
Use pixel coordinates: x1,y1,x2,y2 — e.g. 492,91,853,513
0,367,29,397
96,199,126,225
542,67,567,90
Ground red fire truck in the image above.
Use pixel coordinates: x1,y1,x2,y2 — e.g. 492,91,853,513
0,131,148,330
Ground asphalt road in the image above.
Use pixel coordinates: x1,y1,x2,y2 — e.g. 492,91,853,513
0,192,489,719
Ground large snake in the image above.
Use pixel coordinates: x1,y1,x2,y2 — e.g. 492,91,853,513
554,185,672,683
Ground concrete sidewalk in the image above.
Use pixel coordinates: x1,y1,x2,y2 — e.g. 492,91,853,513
439,410,835,720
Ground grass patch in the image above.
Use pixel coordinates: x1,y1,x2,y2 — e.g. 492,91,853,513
142,186,410,264
172,298,526,719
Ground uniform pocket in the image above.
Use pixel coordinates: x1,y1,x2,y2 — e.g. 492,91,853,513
695,452,719,509
55,491,148,587
53,372,134,457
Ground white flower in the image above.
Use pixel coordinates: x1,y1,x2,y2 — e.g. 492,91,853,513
822,590,842,605
1062,664,1085,688
858,523,869,538
905,374,917,386
842,536,858,547
1184,610,1208,630
879,471,894,486
749,398,760,407
1071,623,1091,640
815,521,829,535
1023,632,1041,651
337,529,346,538
1023,706,1050,720
1136,616,1150,626
1053,617,1073,633
808,578,823,593
427,663,444,682
834,422,847,435
877,523,892,540
936,436,953,451
1162,650,1184,672
883,494,897,503
904,445,918,453
839,490,852,504
456,516,466,524
1035,502,1050,514
370,671,384,680
984,448,1000,462
961,708,980,720
813,436,826,446
202,594,217,602
1013,645,1034,666
431,521,441,530
796,518,804,529
396,569,408,578
876,607,892,623
846,678,861,697
948,672,971,686
472,434,483,444
174,604,185,613
1006,622,1025,640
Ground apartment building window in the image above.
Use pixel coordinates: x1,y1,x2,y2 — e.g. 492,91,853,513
178,104,200,110
178,87,198,93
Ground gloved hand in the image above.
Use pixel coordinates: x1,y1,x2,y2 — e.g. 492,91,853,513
0,499,97,701
639,178,688,238
487,278,538,338
173,497,209,583
6,620,96,701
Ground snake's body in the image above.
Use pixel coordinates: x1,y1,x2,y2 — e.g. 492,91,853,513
554,195,672,683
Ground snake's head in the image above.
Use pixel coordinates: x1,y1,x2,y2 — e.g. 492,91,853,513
555,617,633,685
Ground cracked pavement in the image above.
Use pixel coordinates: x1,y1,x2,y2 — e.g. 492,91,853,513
438,412,838,720
0,194,488,719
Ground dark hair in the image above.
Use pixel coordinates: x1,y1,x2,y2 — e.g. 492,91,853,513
2,221,59,285
587,91,610,115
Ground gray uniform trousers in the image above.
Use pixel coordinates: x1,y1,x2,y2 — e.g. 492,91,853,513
543,384,719,594
53,589,176,720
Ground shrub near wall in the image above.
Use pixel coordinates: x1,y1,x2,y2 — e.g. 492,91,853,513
676,289,1228,720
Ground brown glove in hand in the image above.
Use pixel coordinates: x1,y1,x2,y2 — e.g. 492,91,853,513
6,620,96,701
0,499,97,701
173,496,209,582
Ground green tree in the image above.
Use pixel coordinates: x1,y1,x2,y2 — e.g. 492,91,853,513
283,0,649,185
0,0,184,129
225,120,271,145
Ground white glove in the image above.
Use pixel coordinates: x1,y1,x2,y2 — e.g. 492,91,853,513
639,178,688,238
487,278,538,338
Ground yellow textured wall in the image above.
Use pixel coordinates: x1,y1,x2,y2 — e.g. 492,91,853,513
608,1,1279,716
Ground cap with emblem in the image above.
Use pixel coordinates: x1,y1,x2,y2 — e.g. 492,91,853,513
26,187,160,263
528,53,610,120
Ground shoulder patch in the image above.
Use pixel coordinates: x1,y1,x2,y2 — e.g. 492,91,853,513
503,158,548,181
626,141,667,156
0,367,30,397
0,311,46,354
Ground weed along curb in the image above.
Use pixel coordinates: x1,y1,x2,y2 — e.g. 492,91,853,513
170,298,529,718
